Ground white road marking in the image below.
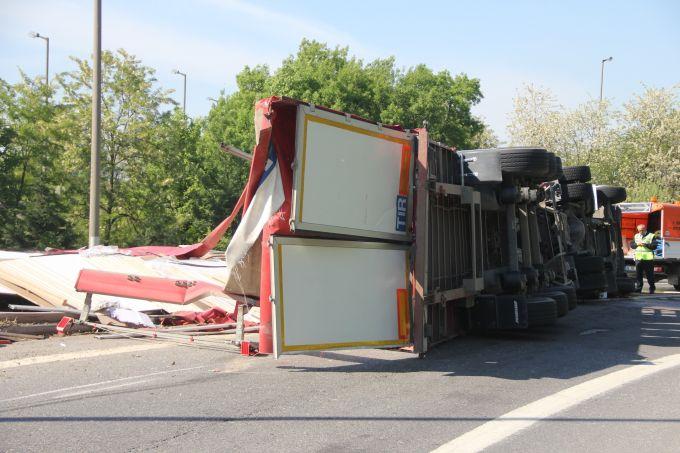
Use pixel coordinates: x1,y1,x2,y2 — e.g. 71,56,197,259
0,343,172,370
53,379,154,399
0,366,206,403
432,353,680,453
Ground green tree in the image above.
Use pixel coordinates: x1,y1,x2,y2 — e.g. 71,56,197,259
270,40,397,121
0,40,494,250
0,75,76,249
143,110,247,246
617,86,680,200
508,84,680,201
209,39,488,156
381,65,484,147
57,49,175,245
204,65,271,152
469,122,500,149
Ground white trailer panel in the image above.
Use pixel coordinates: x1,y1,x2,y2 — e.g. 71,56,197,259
291,105,413,241
270,237,410,358
662,240,680,260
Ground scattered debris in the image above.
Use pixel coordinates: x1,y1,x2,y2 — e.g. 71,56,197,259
0,311,70,323
105,308,155,328
579,328,610,335
3,322,92,337
0,331,45,341
0,248,260,351
0,252,244,315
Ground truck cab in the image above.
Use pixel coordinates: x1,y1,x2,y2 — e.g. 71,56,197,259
619,202,680,289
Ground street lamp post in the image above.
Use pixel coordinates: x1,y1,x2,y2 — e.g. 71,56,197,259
28,31,49,93
88,0,102,247
600,56,613,103
172,69,187,114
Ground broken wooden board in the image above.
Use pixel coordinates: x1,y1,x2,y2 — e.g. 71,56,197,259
0,253,239,314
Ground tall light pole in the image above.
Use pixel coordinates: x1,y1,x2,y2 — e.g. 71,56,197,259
28,31,49,94
600,56,613,103
88,0,102,247
172,69,187,114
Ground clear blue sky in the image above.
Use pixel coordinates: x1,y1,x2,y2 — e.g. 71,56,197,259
2,0,679,141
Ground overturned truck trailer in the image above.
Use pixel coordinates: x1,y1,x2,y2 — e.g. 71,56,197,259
231,97,563,358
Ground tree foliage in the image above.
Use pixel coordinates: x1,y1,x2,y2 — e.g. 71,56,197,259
57,50,176,245
0,75,76,249
508,84,680,201
0,40,489,250
210,39,486,153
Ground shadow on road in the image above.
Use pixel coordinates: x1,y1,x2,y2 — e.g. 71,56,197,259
276,297,680,381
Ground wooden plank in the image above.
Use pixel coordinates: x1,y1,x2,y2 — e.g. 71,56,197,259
95,326,259,339
0,323,94,336
0,312,68,323
0,331,45,340
0,278,65,309
159,322,237,332
8,304,81,315
0,254,238,314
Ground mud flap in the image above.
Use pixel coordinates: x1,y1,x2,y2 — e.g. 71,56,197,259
471,294,528,330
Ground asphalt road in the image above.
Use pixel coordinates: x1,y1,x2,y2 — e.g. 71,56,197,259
2,285,680,453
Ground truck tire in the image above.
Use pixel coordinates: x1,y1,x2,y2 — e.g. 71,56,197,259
544,152,558,180
578,272,608,291
557,178,569,202
596,185,627,204
575,256,605,273
596,190,609,208
540,291,569,317
554,156,563,178
562,165,592,183
674,284,680,291
499,148,551,177
550,284,578,309
616,277,636,295
496,294,529,329
606,270,618,294
527,296,558,326
577,289,602,300
565,183,593,202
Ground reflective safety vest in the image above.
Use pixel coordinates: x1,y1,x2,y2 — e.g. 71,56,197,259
634,232,655,261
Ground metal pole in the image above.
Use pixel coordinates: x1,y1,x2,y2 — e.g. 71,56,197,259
172,69,187,114
599,61,605,103
29,32,50,98
88,0,102,247
45,37,49,86
600,57,612,103
182,73,186,114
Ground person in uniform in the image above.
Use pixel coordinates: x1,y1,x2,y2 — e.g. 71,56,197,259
631,224,656,294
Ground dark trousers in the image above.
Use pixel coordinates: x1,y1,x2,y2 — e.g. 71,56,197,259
635,260,655,293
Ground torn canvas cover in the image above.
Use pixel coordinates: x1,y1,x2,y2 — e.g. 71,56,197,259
223,139,284,292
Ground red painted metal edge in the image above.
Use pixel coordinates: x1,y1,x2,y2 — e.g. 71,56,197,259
56,316,74,336
74,269,224,305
